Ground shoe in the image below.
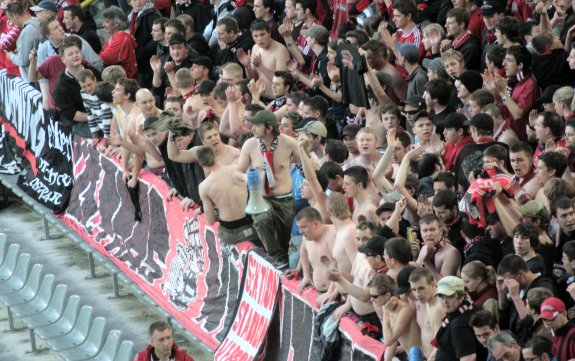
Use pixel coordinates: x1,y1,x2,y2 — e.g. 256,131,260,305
272,258,289,271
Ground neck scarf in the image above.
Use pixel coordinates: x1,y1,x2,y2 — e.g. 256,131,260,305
431,295,474,348
269,95,286,112
452,31,471,49
259,136,279,195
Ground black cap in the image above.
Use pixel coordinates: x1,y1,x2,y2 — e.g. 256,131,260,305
411,111,431,125
195,79,216,94
536,84,562,107
481,1,505,16
193,56,213,71
375,203,395,216
457,71,483,93
169,33,187,45
400,96,425,110
358,236,386,256
439,112,467,129
395,266,417,295
464,113,494,132
342,124,361,137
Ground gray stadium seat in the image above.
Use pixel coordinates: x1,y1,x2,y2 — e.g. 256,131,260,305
0,243,21,281
34,297,83,341
113,340,133,361
0,264,44,306
88,330,122,361
28,294,80,352
59,318,108,360
44,307,95,352
10,274,55,318
0,253,31,294
0,233,8,267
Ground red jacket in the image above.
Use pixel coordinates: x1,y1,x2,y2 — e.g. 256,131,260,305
135,344,195,361
0,10,20,77
99,31,138,79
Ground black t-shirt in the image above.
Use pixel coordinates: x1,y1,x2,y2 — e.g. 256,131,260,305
435,310,482,361
335,41,369,107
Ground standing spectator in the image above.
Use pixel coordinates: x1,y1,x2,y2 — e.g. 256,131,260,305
127,0,160,88
30,0,57,24
53,38,101,137
6,2,41,82
434,276,481,361
176,14,211,56
442,8,481,71
174,0,212,36
540,297,575,361
213,17,254,76
203,0,234,48
100,6,138,79
253,0,280,42
62,5,101,53
134,321,195,361
487,331,523,361
396,43,427,99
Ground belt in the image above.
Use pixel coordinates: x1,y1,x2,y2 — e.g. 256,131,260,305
265,192,293,201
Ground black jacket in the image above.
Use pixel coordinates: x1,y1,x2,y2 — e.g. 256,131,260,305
131,6,161,74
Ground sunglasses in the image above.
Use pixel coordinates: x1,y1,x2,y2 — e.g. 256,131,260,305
370,292,385,300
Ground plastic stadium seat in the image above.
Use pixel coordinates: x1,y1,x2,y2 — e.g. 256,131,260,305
88,330,122,361
23,284,68,328
0,253,31,294
0,234,8,267
35,298,83,341
44,307,95,352
10,274,55,318
28,294,80,352
0,264,44,306
113,340,133,361
0,243,21,281
59,318,108,360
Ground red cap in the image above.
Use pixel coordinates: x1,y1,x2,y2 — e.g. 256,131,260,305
540,297,566,320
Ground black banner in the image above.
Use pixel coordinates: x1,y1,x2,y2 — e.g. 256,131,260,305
0,70,73,212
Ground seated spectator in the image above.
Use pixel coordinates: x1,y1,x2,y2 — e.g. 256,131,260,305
134,321,194,361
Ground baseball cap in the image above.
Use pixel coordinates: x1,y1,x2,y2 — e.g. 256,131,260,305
536,85,562,107
481,1,505,16
358,236,386,256
375,202,395,216
518,200,550,220
169,33,187,45
540,297,566,320
411,111,431,125
457,71,483,93
193,56,213,71
195,80,216,94
296,120,327,137
250,110,278,127
400,96,425,110
439,113,467,129
464,113,494,132
31,0,58,12
301,25,329,45
395,43,420,64
436,276,465,296
422,57,448,79
382,191,403,203
395,266,417,295
342,124,361,137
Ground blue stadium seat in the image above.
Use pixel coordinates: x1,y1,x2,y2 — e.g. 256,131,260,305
44,307,95,352
0,253,31,294
88,330,122,361
113,340,133,361
58,318,109,360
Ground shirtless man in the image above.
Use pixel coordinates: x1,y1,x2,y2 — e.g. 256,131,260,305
342,166,378,224
237,109,300,269
329,231,383,327
296,207,336,292
133,88,164,168
416,213,461,281
369,273,421,361
237,20,289,100
347,128,381,174
383,236,411,281
411,112,444,155
409,268,444,360
197,146,259,245
167,121,239,167
109,78,144,187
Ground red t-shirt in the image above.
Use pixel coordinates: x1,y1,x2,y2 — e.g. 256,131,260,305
468,7,486,39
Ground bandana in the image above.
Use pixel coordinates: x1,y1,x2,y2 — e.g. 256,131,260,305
259,137,279,195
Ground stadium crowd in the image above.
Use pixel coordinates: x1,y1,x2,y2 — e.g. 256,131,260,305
4,0,575,358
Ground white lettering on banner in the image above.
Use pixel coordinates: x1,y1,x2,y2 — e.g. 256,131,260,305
47,121,73,162
215,252,279,361
28,178,63,205
38,158,73,187
0,72,46,157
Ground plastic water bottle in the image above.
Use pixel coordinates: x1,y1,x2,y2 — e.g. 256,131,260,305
408,346,422,361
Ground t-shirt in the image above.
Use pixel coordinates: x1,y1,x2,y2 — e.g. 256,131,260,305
435,310,482,361
335,41,369,107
